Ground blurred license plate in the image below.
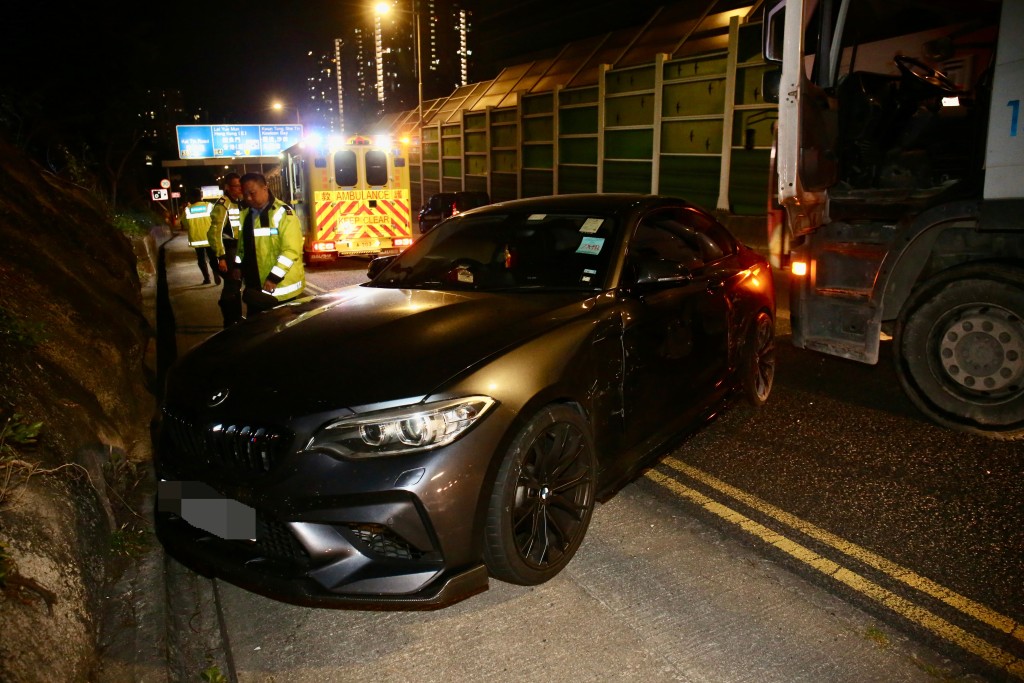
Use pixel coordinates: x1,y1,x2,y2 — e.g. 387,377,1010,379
342,238,377,250
159,480,256,540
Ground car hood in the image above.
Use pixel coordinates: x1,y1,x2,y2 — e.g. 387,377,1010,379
168,284,594,415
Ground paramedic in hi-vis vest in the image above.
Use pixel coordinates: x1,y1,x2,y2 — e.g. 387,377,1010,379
180,187,220,285
234,172,305,317
207,173,244,326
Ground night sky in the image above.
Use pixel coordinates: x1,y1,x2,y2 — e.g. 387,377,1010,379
8,0,679,123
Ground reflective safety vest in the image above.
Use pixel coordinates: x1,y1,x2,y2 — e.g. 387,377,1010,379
236,198,305,301
181,201,214,248
207,195,243,258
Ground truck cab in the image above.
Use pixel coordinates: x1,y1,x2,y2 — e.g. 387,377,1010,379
763,0,1024,439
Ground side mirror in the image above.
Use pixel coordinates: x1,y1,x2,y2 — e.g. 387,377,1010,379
367,255,397,280
762,68,781,105
634,258,693,286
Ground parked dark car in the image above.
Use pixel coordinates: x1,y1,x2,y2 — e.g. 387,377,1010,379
418,190,490,233
155,194,776,609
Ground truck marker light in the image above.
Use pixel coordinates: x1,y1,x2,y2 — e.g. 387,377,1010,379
791,260,808,276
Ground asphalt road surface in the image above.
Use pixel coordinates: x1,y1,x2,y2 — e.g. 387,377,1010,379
164,252,1023,682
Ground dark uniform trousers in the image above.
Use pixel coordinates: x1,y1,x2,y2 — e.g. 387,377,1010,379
218,238,243,327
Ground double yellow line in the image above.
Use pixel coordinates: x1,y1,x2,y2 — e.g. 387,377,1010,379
645,457,1024,678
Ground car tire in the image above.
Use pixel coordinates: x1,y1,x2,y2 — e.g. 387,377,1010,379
483,404,596,585
894,265,1024,440
742,310,776,406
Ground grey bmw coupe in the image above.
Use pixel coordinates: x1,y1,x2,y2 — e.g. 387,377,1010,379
155,194,776,609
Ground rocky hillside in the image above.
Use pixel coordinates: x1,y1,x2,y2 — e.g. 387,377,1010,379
0,140,155,682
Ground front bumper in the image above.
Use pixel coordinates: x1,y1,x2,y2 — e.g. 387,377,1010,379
154,403,509,608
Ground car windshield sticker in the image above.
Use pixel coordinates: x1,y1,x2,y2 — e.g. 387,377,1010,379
580,273,593,283
577,236,604,255
528,214,546,221
584,268,597,275
579,218,603,234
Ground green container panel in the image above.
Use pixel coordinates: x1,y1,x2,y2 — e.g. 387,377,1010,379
523,144,554,169
662,79,726,117
605,94,654,127
442,124,461,138
465,131,487,154
522,170,554,198
560,137,598,165
606,66,655,94
664,54,727,80
523,117,554,142
423,162,440,181
442,159,462,178
410,165,421,183
661,120,724,154
466,155,488,175
560,87,599,106
423,127,440,142
728,148,771,215
605,129,653,160
491,173,518,202
422,180,441,197
465,176,488,193
731,109,777,150
735,65,773,106
604,160,652,193
559,106,598,135
658,155,720,212
491,109,518,124
558,165,597,194
490,124,518,149
441,177,462,193
464,112,487,131
442,138,462,157
422,141,440,162
522,93,554,115
492,150,518,173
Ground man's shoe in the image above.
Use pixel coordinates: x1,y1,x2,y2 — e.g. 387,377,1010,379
202,278,211,284
213,272,222,285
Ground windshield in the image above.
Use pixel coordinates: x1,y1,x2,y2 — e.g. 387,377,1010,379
369,212,621,291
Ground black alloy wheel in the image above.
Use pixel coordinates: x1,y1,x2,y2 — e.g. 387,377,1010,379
742,310,776,407
483,405,596,585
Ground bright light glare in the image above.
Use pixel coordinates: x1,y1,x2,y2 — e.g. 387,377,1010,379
375,134,392,148
328,134,347,150
942,96,960,107
374,2,392,15
791,260,808,276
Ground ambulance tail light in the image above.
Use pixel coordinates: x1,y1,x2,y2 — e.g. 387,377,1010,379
791,260,808,277
313,242,336,253
394,237,413,248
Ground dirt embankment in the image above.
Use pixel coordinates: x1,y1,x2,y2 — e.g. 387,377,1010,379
0,141,156,682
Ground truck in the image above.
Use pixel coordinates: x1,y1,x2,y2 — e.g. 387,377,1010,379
268,135,414,263
762,0,1023,440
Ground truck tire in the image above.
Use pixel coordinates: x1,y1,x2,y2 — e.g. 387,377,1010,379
894,265,1024,440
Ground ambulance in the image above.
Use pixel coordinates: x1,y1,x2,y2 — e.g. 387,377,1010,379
270,134,414,263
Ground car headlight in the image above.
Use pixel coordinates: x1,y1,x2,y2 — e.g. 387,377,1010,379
306,396,497,458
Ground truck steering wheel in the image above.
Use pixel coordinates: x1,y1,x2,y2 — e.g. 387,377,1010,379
894,55,959,94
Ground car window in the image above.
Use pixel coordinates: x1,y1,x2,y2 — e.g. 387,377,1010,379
369,212,620,292
630,207,733,271
365,150,389,187
334,151,358,187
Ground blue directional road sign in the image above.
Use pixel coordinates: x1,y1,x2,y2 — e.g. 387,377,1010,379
176,124,304,159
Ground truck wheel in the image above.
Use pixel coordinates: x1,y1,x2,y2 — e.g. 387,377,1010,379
894,266,1024,440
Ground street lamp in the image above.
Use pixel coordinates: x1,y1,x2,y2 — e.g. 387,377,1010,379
374,1,423,138
270,100,302,125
